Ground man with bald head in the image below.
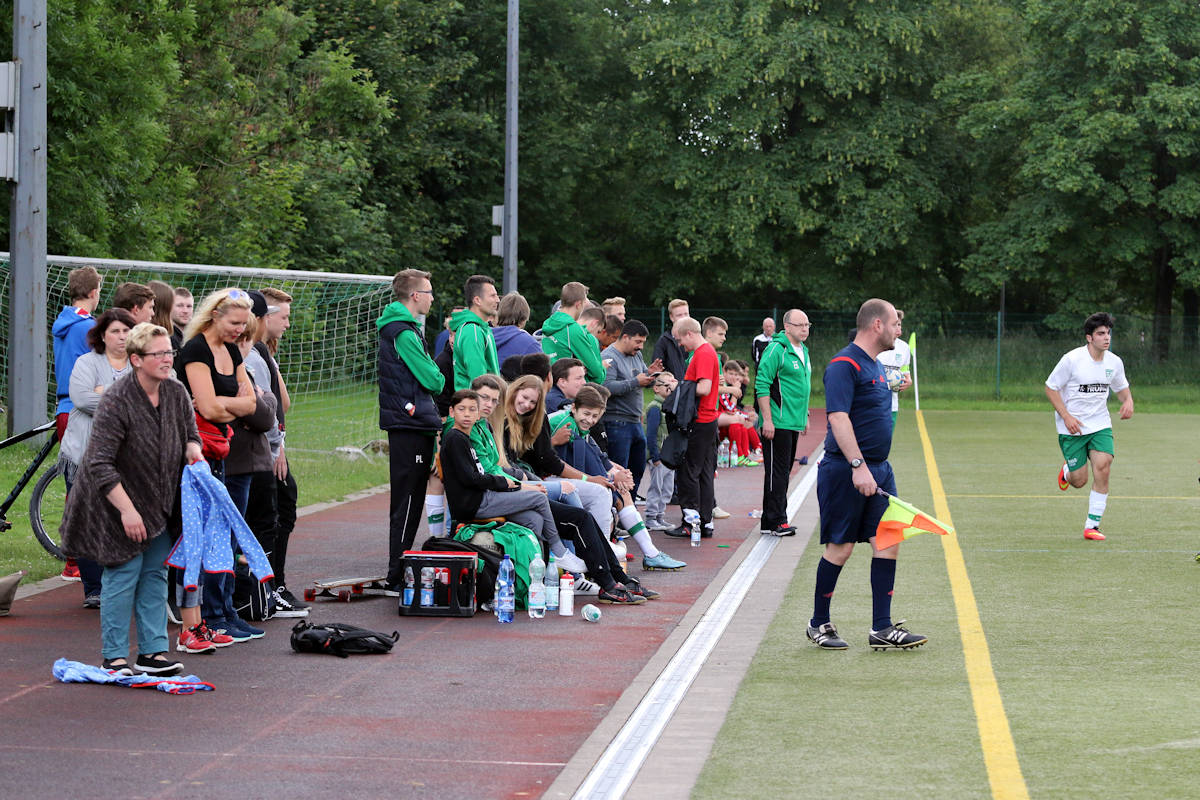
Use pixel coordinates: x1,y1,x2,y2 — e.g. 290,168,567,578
752,316,776,366
664,316,721,540
755,309,811,536
806,298,927,652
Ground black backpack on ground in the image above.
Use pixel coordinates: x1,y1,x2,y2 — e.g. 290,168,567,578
419,535,502,607
233,559,275,621
289,621,398,658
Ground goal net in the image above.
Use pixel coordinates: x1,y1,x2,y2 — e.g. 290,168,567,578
0,255,395,456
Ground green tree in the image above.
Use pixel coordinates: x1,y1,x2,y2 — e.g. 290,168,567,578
955,0,1200,358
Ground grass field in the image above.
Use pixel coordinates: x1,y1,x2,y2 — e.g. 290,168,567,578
695,409,1200,799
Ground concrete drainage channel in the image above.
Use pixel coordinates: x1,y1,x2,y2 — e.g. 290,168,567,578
556,449,824,800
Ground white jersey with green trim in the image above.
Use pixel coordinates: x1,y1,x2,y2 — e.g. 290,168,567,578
877,338,911,413
1045,346,1129,436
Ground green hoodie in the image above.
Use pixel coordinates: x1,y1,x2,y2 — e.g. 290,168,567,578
754,331,811,432
540,310,605,383
376,302,445,393
449,308,499,390
547,408,584,441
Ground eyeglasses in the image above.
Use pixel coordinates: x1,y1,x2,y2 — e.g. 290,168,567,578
412,289,434,296
227,289,246,300
140,349,178,360
785,321,811,328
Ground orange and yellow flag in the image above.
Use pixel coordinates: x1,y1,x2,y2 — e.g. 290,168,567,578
875,492,954,549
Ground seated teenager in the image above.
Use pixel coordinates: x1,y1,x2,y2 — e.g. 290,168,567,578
718,360,763,464
549,386,687,572
440,390,586,575
462,376,653,603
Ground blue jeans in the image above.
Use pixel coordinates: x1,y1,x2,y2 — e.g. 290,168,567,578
99,532,171,659
605,420,647,495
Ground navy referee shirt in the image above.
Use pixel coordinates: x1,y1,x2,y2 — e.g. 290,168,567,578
822,342,893,463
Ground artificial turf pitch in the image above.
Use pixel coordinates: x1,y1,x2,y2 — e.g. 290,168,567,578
694,409,1200,799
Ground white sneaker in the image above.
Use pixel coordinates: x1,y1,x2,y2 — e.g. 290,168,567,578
555,550,587,574
646,516,672,531
573,576,600,595
712,506,731,520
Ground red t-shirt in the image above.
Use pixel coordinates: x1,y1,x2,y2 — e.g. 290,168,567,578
685,342,721,423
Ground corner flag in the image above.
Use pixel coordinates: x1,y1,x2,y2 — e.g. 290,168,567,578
875,490,953,549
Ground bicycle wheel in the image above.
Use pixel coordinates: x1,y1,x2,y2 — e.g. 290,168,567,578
30,463,68,561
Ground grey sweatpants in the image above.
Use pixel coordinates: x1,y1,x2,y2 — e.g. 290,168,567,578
645,462,676,521
474,489,565,555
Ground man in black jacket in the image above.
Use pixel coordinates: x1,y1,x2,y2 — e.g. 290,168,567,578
651,298,691,381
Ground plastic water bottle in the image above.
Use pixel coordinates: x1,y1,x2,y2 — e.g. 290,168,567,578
686,509,701,547
717,440,729,468
558,573,574,616
545,553,559,612
527,554,546,619
402,565,415,607
496,555,516,623
419,566,434,607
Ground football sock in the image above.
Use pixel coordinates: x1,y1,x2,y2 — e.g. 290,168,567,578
870,557,897,630
425,494,445,536
1086,490,1107,531
811,557,844,628
618,507,659,557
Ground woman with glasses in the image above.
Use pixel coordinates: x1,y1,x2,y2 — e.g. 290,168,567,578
60,323,203,674
177,288,260,643
58,307,137,609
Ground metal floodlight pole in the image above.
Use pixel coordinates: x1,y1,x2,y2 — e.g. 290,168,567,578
8,0,48,435
501,0,519,294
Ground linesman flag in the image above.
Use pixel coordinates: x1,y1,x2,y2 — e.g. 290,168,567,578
875,490,954,549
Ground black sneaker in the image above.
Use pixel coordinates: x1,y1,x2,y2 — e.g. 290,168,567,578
597,585,647,605
82,593,101,609
102,657,133,675
271,586,310,618
134,652,185,675
806,622,849,650
664,525,691,538
761,523,796,537
868,620,928,651
623,576,660,601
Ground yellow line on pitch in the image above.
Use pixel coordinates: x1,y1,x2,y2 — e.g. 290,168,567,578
915,411,1029,800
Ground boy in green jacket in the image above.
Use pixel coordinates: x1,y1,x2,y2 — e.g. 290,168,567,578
450,274,501,390
755,308,812,536
540,281,606,382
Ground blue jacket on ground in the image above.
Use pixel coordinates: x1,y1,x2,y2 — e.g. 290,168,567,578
167,461,274,591
52,306,95,414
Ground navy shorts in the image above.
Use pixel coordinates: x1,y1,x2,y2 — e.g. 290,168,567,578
816,457,897,545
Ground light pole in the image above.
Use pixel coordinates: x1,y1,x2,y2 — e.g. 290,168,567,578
501,0,519,294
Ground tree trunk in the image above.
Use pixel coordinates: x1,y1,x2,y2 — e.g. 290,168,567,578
1182,288,1198,352
1151,244,1175,362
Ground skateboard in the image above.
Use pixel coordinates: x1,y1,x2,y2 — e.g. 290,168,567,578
304,576,390,603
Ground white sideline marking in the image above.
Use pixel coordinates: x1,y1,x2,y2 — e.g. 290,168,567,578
572,448,824,800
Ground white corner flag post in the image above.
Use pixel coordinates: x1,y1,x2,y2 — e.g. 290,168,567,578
909,332,920,411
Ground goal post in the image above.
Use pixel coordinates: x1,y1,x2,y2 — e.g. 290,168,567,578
0,253,397,456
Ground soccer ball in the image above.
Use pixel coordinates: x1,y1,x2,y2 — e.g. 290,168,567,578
884,366,905,392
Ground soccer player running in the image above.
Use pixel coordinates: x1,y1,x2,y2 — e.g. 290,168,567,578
807,299,926,651
1045,312,1133,541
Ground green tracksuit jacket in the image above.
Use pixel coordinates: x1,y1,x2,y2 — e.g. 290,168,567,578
540,311,605,382
450,308,499,390
754,332,811,432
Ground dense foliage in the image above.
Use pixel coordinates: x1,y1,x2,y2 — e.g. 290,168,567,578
2,1,1198,352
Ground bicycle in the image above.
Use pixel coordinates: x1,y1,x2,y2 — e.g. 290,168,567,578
0,421,68,560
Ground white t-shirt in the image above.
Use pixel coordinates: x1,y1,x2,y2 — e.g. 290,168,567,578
1045,346,1129,435
877,338,911,413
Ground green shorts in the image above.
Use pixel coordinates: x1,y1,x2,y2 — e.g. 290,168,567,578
1058,428,1114,471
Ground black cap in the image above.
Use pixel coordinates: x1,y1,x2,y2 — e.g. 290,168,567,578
247,290,269,319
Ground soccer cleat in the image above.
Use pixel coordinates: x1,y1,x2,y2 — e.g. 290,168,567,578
623,576,660,601
868,620,928,651
177,626,219,654
806,622,849,650
60,559,81,582
597,585,647,605
1083,528,1106,541
712,506,731,520
1057,463,1070,491
642,552,687,571
761,523,797,537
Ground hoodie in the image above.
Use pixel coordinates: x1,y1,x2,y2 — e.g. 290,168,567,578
492,324,541,364
540,311,605,382
52,306,96,414
753,331,811,432
376,301,444,432
449,308,499,390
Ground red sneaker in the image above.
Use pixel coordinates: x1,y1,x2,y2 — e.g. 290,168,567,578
60,559,81,582
197,622,235,648
1057,464,1070,491
176,625,218,654
1083,528,1106,541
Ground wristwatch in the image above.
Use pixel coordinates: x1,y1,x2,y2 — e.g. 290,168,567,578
850,458,864,469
